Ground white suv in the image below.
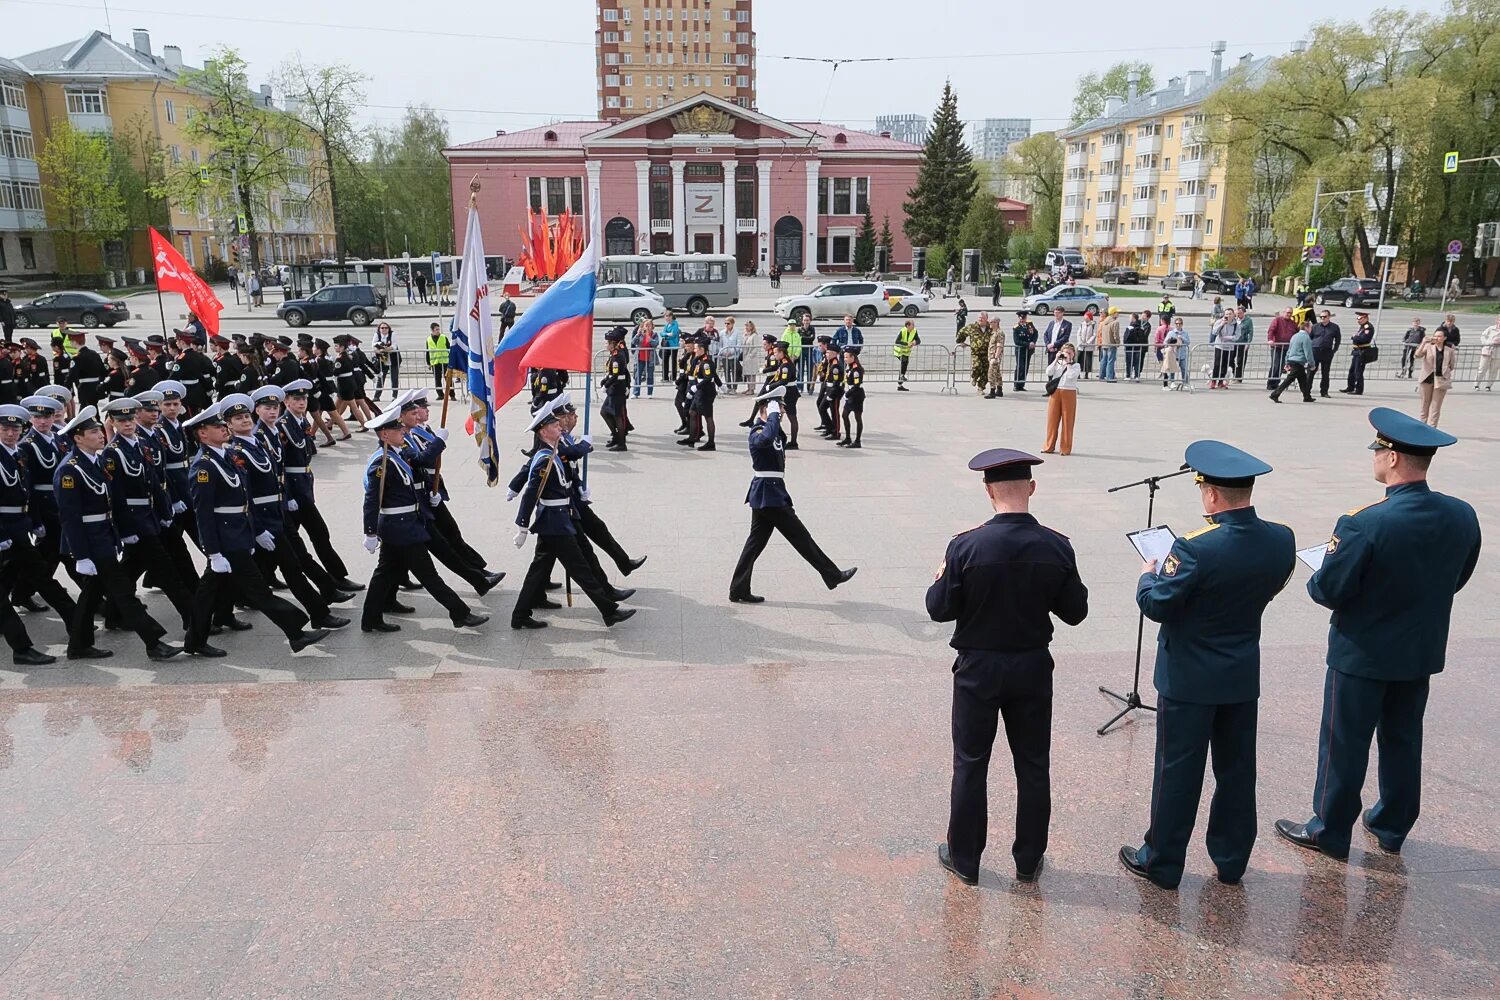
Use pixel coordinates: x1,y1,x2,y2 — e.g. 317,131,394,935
773,280,886,326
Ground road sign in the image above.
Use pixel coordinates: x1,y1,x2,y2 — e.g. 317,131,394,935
1446,253,1462,262
1444,151,1459,174
1303,227,1319,247
199,167,210,184
431,251,444,285
1375,244,1399,259
1447,239,1464,255
1308,245,1325,262
236,214,248,235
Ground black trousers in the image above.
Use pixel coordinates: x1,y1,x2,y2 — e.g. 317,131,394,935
69,552,168,654
576,503,632,574
1271,362,1313,401
1401,345,1418,377
189,549,307,648
1233,344,1248,379
816,387,833,430
1265,345,1289,389
13,516,82,604
432,502,486,569
522,530,614,611
1014,347,1033,389
1346,351,1368,394
729,505,840,597
362,540,471,628
1,535,76,624
1134,696,1257,888
151,514,200,590
512,533,617,622
292,502,349,580
946,649,1054,879
120,533,196,630
253,531,330,623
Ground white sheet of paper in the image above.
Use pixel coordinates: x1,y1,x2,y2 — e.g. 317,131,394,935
1297,544,1328,572
1127,525,1177,566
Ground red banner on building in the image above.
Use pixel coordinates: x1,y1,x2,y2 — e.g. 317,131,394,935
149,226,224,335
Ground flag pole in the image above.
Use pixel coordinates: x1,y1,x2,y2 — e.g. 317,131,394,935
155,283,169,339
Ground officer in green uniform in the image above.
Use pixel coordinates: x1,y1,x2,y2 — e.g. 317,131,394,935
1119,441,1296,890
1276,408,1481,859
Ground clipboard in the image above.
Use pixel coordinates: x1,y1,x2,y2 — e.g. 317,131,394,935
1127,525,1177,565
1297,544,1328,572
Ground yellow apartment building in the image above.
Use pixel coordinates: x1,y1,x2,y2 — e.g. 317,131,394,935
1058,45,1274,280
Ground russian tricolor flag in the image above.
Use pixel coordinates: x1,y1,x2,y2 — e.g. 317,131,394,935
491,240,598,408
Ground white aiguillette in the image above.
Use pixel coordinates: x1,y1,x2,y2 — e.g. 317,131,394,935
1127,525,1177,566
1296,544,1328,572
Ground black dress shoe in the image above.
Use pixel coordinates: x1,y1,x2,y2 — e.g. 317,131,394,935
611,587,635,603
533,598,562,610
606,443,625,451
602,607,637,627
1274,819,1348,860
326,591,357,606
336,578,366,591
362,621,401,633
222,617,253,631
289,628,331,653
1016,856,1045,883
1361,810,1401,853
737,419,753,428
676,438,695,447
1269,393,1281,403
146,642,183,661
938,843,978,886
312,615,351,630
784,441,798,450
1216,870,1243,886
729,593,765,604
397,582,422,592
697,442,715,451
846,441,861,449
67,646,112,660
621,555,647,576
511,616,548,630
386,602,416,615
1118,845,1176,889
827,567,857,590
14,597,47,613
454,613,489,628
185,644,228,658
544,581,562,592
476,571,505,596
12,647,55,666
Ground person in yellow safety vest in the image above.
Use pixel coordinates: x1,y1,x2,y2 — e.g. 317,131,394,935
893,318,921,390
779,320,802,362
425,321,451,398
55,319,81,356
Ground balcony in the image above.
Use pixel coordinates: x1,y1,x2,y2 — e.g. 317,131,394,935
1100,142,1123,163
1132,197,1156,216
0,208,46,231
1097,172,1121,193
1063,176,1086,195
1059,231,1083,249
1091,229,1115,247
735,217,757,232
1177,158,1209,182
1065,147,1087,169
1094,202,1118,222
1183,124,1208,146
1136,133,1161,155
1132,166,1160,187
67,113,112,134
1244,228,1282,247
1061,202,1085,223
1172,228,1205,248
1174,194,1207,215
1127,229,1156,248
650,218,673,233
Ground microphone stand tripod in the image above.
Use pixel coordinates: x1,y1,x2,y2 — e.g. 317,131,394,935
1097,466,1195,736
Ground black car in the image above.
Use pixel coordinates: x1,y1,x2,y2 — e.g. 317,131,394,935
1159,270,1198,291
1102,267,1141,285
14,290,130,329
276,284,388,327
1198,269,1244,293
1314,277,1384,308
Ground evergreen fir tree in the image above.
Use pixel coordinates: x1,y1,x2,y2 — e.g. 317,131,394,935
902,82,978,250
853,209,877,273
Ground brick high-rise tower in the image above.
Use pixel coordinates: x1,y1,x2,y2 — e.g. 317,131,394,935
596,0,756,119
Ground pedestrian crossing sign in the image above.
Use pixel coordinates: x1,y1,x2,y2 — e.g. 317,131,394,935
1443,151,1459,174
1303,228,1319,247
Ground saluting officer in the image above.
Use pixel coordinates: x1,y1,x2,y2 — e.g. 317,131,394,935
928,449,1088,886
278,378,362,593
54,406,180,661
0,403,62,665
359,405,489,634
1118,441,1296,891
183,401,328,654
1276,408,1481,859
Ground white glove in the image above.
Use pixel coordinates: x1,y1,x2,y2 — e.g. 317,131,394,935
505,489,518,502
209,553,231,574
434,428,450,442
286,499,298,512
121,534,140,546
580,488,591,502
767,400,781,416
160,519,173,530
364,535,379,554
255,530,276,551
0,539,11,552
32,524,45,540
171,501,187,516
429,492,443,506
513,526,529,549
76,558,97,577
581,434,593,446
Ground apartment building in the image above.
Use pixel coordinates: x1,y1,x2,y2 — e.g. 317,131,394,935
12,29,335,275
874,114,928,147
972,118,1031,161
596,0,756,118
1059,45,1272,278
0,56,52,278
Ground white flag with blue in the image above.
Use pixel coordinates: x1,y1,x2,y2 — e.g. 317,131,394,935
450,205,499,485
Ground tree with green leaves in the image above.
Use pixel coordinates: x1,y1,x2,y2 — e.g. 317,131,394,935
853,209,876,273
1071,62,1157,126
1006,229,1045,270
1001,133,1063,246
878,214,894,269
278,58,366,263
37,122,127,281
903,82,978,250
957,191,1007,273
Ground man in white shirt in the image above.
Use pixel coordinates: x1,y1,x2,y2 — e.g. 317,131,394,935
1476,321,1500,391
1043,308,1072,362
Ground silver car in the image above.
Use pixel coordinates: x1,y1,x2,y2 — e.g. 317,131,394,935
594,283,667,325
1020,284,1110,316
881,284,931,317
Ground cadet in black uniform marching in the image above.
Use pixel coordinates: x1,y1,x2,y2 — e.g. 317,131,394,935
1118,441,1296,890
766,341,800,449
277,378,361,593
727,386,856,603
681,334,721,451
1276,408,1481,859
928,449,1088,885
0,404,62,665
14,393,74,613
838,345,866,449
529,366,568,415
600,327,631,451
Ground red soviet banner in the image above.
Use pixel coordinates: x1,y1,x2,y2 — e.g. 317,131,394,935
149,226,225,335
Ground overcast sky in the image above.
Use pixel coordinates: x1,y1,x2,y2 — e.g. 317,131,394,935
5,0,1446,143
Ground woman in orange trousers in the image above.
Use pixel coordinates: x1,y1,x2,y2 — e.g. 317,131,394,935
1043,342,1081,455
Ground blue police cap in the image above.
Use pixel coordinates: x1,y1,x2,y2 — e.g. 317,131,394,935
1183,440,1273,489
968,448,1043,483
1367,406,1456,457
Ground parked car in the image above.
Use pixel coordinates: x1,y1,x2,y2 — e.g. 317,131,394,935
594,283,666,325
1159,270,1198,291
1198,268,1244,293
1314,277,1384,308
881,284,931,317
773,280,886,326
1102,267,1141,285
1044,248,1088,277
1020,284,1110,316
13,290,130,329
276,284,387,327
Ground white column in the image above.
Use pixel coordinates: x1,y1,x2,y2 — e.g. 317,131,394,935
721,158,737,256
635,160,651,252
584,160,603,249
757,158,772,275
670,160,686,254
803,158,821,276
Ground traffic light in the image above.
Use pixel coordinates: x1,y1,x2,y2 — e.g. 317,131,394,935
1300,247,1311,265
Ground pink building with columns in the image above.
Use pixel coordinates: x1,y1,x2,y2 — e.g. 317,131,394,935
443,93,921,276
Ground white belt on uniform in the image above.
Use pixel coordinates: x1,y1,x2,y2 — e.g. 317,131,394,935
380,504,417,515
753,471,784,478
164,461,188,470
33,484,53,492
284,466,309,474
251,494,280,505
0,505,23,513
179,378,200,385
75,377,100,384
538,498,571,507
81,513,110,523
212,505,246,514
125,498,150,506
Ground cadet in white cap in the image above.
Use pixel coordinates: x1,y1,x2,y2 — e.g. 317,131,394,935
0,403,62,665
12,394,70,612
278,379,362,593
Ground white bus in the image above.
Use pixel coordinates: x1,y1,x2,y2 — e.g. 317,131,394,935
599,253,739,317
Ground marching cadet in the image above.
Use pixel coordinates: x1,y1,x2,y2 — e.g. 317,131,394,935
0,403,64,665
145,335,171,381
54,406,181,661
1276,408,1481,859
234,341,264,395
681,334,721,451
398,389,500,591
140,379,198,588
102,348,129,401
928,449,1088,886
510,400,635,631
1119,441,1295,891
266,336,303,387
131,388,197,591
183,401,329,654
278,378,363,593
210,335,242,399
728,385,856,604
740,334,780,430
170,331,215,413
71,327,111,405
529,366,568,415
14,393,73,611
822,336,845,441
359,405,489,634
838,345,866,449
766,340,801,449
0,342,19,405
600,326,632,451
18,339,50,397
125,338,160,395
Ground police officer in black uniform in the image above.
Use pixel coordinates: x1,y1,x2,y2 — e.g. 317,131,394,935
1340,309,1375,395
1276,408,1481,859
928,449,1088,886
1118,441,1296,890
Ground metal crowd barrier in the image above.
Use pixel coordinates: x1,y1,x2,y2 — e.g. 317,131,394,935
1185,341,1495,386
587,342,961,393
